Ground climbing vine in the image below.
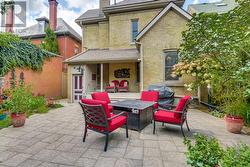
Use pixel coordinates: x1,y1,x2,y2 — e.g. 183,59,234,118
0,33,54,76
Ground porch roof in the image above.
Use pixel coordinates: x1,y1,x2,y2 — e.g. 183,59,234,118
65,48,140,64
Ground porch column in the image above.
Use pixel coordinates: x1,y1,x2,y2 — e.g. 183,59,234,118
100,63,104,92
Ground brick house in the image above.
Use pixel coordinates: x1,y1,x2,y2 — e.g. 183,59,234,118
65,0,194,102
3,0,82,98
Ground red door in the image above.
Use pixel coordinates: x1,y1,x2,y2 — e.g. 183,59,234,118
73,75,83,102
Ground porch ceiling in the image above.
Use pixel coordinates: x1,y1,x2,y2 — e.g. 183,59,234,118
65,48,140,64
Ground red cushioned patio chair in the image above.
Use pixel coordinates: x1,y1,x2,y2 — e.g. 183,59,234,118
105,80,119,93
80,99,128,152
117,80,129,92
140,91,159,110
91,92,113,113
153,96,192,137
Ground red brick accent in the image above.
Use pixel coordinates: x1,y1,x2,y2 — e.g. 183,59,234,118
48,0,58,31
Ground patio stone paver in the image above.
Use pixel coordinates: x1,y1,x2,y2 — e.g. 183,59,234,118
0,103,250,167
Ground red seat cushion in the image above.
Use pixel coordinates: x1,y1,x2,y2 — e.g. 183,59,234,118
175,96,191,112
91,92,111,103
81,98,111,118
154,110,183,124
141,91,159,109
87,114,126,132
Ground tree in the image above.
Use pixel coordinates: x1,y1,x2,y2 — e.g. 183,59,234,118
40,27,59,54
173,0,250,107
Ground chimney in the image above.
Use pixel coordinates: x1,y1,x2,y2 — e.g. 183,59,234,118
100,0,110,11
5,3,14,33
48,0,58,31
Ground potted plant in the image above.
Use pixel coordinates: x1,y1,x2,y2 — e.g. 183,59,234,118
184,134,223,167
6,86,32,127
223,101,249,134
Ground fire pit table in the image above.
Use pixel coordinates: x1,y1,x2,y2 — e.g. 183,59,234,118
110,100,155,131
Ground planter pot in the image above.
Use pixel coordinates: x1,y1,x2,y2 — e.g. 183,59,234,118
11,113,26,127
224,115,244,134
0,114,7,120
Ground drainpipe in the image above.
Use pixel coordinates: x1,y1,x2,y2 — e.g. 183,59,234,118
136,42,144,91
100,63,104,92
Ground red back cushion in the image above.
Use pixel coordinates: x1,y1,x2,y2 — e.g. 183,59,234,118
81,98,111,118
175,96,191,112
120,80,129,87
91,92,111,103
112,80,119,86
141,91,159,109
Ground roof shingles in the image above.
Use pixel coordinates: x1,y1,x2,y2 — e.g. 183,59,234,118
16,18,82,42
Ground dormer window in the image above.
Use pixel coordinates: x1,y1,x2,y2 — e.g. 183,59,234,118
36,17,49,32
131,19,139,42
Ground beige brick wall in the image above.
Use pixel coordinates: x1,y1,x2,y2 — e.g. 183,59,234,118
83,24,99,49
109,9,161,49
140,10,196,96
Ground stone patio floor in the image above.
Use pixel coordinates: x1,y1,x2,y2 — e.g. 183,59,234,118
0,103,249,167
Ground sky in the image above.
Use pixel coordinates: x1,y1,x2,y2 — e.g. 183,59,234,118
1,0,221,35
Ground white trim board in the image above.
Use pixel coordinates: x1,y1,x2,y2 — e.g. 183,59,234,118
136,2,192,41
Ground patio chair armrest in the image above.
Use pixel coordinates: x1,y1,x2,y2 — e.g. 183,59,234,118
108,112,127,121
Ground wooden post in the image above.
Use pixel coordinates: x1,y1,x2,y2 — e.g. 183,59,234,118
101,64,104,92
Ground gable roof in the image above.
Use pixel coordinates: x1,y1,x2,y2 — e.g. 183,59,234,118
76,0,184,25
136,2,192,41
16,18,82,42
188,0,237,14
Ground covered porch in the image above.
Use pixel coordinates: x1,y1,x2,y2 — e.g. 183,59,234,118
65,48,141,102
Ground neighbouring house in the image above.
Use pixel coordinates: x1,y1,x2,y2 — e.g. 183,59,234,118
65,0,194,102
2,0,82,98
188,0,237,14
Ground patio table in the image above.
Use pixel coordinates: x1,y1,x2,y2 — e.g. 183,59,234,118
110,100,155,131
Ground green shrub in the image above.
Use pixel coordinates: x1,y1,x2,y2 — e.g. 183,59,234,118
49,103,64,109
7,86,33,114
4,85,49,116
184,134,223,167
219,144,250,167
29,96,48,115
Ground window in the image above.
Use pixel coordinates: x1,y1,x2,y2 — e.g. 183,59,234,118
131,19,138,42
165,50,179,80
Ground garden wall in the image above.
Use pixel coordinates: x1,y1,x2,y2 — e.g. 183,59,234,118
3,56,63,98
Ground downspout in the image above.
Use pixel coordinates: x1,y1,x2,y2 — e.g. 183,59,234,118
136,42,144,91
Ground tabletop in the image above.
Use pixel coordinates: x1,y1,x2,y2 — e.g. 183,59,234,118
110,100,155,110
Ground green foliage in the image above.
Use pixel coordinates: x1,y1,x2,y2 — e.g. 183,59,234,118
29,96,49,115
211,110,225,118
0,116,11,129
0,1,14,15
5,86,33,114
219,144,250,167
173,0,250,120
184,134,223,167
40,27,59,54
49,103,64,109
0,33,54,76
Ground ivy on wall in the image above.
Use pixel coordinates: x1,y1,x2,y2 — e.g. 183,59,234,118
0,33,55,76
40,27,59,54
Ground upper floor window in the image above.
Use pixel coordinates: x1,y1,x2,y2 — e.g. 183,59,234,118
165,50,179,81
131,19,139,42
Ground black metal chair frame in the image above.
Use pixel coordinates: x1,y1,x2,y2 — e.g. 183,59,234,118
79,102,128,151
153,97,192,137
